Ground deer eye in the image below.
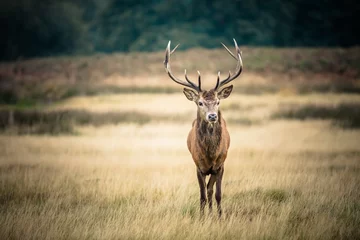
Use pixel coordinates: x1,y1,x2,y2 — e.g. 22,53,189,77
217,101,220,105
198,101,203,106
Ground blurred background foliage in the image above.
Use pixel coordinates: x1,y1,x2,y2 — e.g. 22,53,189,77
0,0,359,61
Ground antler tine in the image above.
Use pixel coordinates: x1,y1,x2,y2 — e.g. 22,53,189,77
185,69,199,89
214,39,243,90
220,42,237,60
164,41,201,92
215,71,220,90
170,43,180,54
197,71,201,92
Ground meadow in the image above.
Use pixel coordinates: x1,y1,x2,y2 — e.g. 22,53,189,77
0,47,359,239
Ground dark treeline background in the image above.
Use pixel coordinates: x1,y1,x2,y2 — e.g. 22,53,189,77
1,0,359,61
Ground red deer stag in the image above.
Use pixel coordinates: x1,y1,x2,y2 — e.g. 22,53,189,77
164,39,243,217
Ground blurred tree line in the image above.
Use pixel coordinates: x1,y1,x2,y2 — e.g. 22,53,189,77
1,0,359,61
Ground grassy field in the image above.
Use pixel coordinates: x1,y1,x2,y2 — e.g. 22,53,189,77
0,47,360,239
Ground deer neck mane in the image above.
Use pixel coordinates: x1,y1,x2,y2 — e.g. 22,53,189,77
196,110,222,159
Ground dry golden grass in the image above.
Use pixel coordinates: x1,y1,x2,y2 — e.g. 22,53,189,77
0,47,359,239
1,88,360,239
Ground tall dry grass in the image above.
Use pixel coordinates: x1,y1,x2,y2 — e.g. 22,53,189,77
0,93,359,239
0,47,360,239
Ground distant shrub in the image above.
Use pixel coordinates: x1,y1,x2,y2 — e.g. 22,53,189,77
0,110,74,135
0,109,156,135
272,103,360,129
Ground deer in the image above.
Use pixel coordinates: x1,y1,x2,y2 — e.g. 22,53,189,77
163,39,243,217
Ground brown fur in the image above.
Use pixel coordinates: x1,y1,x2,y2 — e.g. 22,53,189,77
164,39,242,217
187,110,230,175
201,90,216,101
181,85,234,217
186,88,231,217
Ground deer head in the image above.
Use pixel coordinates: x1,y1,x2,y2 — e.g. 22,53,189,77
164,39,243,123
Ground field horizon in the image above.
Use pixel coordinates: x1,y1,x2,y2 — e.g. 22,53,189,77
0,47,359,239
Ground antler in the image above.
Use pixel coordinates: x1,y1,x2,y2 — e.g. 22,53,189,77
214,39,243,91
164,41,202,92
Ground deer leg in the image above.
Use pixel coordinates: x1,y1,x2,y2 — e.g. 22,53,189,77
207,174,217,213
196,168,206,216
215,166,224,217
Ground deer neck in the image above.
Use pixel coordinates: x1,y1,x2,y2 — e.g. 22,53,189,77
196,110,222,159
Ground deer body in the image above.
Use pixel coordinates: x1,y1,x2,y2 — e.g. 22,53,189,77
188,110,230,175
164,39,243,217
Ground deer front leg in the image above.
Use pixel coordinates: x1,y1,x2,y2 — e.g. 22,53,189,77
207,174,217,213
215,166,224,217
196,168,206,217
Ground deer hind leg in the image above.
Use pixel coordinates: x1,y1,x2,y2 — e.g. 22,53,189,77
207,174,217,213
215,166,224,217
196,168,207,216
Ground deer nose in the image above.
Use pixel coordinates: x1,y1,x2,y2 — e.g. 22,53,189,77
208,113,218,122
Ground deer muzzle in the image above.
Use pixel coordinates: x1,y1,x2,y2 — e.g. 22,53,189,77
207,113,218,123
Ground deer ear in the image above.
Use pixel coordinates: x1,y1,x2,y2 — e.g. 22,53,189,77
218,85,233,99
183,88,198,101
